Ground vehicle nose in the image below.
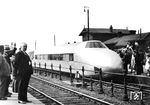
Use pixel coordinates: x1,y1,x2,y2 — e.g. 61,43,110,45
84,49,123,70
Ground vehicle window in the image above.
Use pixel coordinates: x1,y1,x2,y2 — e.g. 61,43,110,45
69,54,74,61
35,55,37,59
85,42,106,48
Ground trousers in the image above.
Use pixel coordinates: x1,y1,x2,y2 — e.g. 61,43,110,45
5,76,11,95
12,77,18,93
0,76,7,98
17,75,31,101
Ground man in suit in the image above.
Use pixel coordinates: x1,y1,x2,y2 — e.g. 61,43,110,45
13,42,33,104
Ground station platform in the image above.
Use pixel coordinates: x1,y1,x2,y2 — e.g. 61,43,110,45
0,87,44,105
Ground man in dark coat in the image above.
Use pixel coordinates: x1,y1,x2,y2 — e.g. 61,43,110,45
134,49,145,75
4,44,17,97
13,42,33,104
122,45,132,74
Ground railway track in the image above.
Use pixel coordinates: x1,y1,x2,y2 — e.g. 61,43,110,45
32,68,150,105
28,85,62,105
29,75,114,105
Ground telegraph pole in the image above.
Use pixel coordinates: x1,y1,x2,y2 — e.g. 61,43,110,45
35,40,36,50
84,6,90,40
54,34,56,46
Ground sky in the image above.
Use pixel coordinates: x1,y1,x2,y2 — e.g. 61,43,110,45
0,0,150,52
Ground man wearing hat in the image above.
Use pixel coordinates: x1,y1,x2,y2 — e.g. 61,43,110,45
3,44,17,97
0,45,11,100
134,43,145,75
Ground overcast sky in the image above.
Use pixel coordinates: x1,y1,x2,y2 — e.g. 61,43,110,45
0,0,150,52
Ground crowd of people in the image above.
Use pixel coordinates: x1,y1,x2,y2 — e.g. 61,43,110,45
117,42,150,75
0,42,33,104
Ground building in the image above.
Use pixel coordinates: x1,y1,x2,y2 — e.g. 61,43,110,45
104,32,150,50
79,25,136,42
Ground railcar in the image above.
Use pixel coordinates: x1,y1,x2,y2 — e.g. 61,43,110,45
33,40,123,78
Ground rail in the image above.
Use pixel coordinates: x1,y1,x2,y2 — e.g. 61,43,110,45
30,76,114,105
28,85,64,105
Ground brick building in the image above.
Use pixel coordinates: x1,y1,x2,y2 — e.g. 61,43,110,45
79,26,136,42
104,32,150,50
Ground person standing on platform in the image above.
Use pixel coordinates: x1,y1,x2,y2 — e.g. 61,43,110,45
134,42,145,75
11,54,18,93
145,47,150,75
13,42,33,104
145,53,150,75
3,44,17,97
0,45,11,100
122,43,132,74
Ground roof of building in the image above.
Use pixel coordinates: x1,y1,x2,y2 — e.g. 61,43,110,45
79,28,136,36
104,32,150,46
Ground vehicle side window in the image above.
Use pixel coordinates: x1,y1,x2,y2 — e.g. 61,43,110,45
69,54,74,61
36,53,74,61
35,55,37,59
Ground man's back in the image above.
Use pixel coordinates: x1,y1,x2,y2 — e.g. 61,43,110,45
14,51,33,76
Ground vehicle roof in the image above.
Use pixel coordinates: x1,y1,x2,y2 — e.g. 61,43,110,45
34,40,107,55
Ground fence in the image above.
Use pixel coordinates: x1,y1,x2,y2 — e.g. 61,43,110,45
33,62,147,105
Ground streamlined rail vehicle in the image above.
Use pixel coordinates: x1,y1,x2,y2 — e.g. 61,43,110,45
33,40,123,77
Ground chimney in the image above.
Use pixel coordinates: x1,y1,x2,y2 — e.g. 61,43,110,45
110,25,113,32
140,28,142,39
137,30,139,34
84,25,85,29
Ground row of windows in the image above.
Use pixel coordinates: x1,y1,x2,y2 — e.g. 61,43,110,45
35,54,74,61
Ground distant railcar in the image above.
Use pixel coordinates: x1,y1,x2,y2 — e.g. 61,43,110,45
33,40,123,78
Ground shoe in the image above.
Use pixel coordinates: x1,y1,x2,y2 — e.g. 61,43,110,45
6,93,12,97
7,94,11,97
25,100,32,103
18,100,26,104
8,92,12,95
0,97,7,100
5,92,12,97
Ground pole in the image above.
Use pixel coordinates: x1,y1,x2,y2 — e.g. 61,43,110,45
84,6,90,41
123,71,129,101
69,66,73,84
35,40,36,50
82,66,85,88
99,68,104,94
87,9,89,40
54,34,56,46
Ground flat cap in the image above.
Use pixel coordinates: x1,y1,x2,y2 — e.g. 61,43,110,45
0,45,4,53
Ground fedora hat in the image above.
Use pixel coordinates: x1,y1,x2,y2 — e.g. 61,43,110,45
4,45,10,50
